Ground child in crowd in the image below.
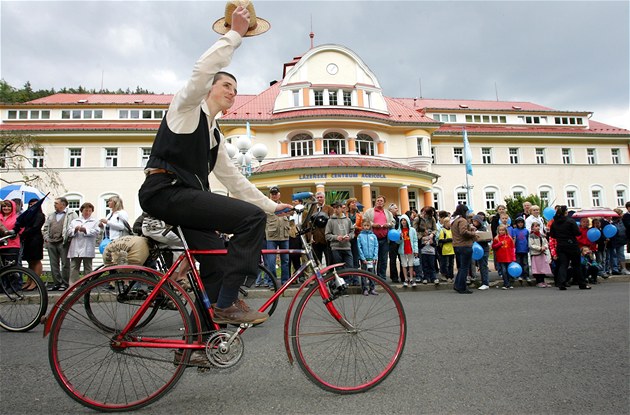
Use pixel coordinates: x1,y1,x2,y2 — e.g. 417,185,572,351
495,212,512,280
492,224,516,289
438,218,454,283
397,214,418,287
580,246,601,284
325,201,354,269
528,222,552,287
510,217,531,284
420,226,438,285
472,214,491,290
357,220,378,295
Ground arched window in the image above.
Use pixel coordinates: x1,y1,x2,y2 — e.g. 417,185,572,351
615,184,628,207
63,193,83,215
511,185,527,199
589,185,604,208
323,132,346,155
290,134,313,157
356,133,375,156
483,186,500,211
564,185,580,209
537,185,554,207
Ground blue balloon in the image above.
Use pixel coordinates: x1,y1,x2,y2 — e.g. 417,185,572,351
387,229,401,242
507,262,522,278
542,207,555,221
472,242,484,260
99,238,112,254
603,224,617,238
586,228,601,243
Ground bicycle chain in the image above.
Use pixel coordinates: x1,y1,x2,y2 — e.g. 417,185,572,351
114,329,232,371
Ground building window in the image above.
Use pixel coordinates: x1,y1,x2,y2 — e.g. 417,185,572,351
371,189,378,207
69,148,82,167
587,148,596,165
356,134,375,156
484,191,497,210
611,148,620,164
416,138,423,156
105,148,119,167
343,91,352,106
562,148,572,164
616,189,626,207
554,116,583,125
535,148,545,164
292,90,300,107
509,148,519,164
591,190,601,207
566,190,576,208
31,149,44,168
66,198,81,213
323,132,345,155
433,192,440,210
539,191,550,205
290,134,313,157
0,151,6,168
431,147,436,164
408,191,417,211
314,90,324,106
141,147,151,167
481,148,492,164
433,114,457,123
365,92,372,108
328,90,338,106
456,192,468,206
453,148,464,164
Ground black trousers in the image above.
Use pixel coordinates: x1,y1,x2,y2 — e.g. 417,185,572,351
555,245,586,288
139,173,266,307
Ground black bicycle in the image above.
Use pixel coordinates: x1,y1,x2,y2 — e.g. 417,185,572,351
0,235,48,332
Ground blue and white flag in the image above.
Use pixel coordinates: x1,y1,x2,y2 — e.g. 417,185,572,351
463,129,473,176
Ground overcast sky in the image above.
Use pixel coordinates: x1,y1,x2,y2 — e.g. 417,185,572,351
1,0,628,128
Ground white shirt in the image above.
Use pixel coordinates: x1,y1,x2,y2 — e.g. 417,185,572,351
164,30,276,214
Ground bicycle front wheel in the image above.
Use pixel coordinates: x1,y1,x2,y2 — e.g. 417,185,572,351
48,273,194,412
291,268,406,394
0,266,47,332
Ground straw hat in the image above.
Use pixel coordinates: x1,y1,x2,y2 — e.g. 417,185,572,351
212,1,270,37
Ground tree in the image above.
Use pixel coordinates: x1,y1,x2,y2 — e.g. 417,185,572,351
0,131,64,191
504,194,551,220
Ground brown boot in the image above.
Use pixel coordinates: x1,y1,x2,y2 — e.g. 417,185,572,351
213,299,268,325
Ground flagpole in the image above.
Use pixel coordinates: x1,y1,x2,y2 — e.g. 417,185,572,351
462,128,474,210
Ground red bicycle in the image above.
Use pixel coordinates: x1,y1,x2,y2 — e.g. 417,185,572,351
44,193,407,412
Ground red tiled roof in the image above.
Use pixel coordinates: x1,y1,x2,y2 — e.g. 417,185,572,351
25,94,173,105
255,156,431,174
393,98,557,112
0,122,160,132
434,122,630,135
19,93,256,107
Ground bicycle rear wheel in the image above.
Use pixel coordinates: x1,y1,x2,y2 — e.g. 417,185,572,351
0,266,47,332
48,273,195,412
291,268,406,394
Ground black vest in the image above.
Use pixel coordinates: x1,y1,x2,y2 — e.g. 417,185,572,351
146,110,220,190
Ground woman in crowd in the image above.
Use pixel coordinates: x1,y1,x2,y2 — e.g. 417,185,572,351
549,205,590,290
99,195,131,241
67,202,100,284
20,198,46,290
450,204,477,294
0,200,22,291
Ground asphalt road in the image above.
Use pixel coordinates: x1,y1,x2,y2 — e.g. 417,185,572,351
1,281,628,415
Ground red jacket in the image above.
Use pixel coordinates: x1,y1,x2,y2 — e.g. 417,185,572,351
492,234,516,263
576,227,597,252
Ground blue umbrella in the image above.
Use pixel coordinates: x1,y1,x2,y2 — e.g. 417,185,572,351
0,184,46,203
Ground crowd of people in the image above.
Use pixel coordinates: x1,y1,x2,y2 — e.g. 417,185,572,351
259,193,630,295
1,191,629,298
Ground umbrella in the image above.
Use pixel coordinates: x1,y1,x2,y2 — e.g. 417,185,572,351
571,208,620,218
0,184,46,203
14,193,49,233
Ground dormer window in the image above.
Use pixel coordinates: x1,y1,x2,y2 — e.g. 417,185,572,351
328,90,338,106
343,91,352,106
314,90,324,106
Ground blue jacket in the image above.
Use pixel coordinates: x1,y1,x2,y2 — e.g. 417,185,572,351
357,230,379,260
510,226,529,253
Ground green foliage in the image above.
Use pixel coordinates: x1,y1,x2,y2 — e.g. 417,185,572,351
503,194,551,220
0,79,153,103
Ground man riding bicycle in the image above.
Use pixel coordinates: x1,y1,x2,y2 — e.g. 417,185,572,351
138,5,291,326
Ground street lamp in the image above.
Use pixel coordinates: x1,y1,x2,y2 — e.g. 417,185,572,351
225,131,267,177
